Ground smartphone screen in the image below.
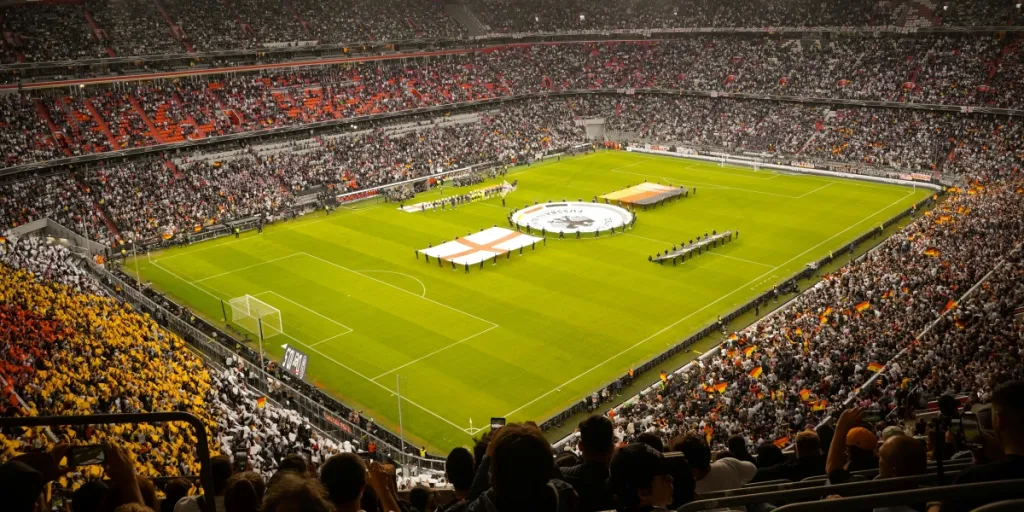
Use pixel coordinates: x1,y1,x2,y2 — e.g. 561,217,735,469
68,445,106,466
490,417,506,431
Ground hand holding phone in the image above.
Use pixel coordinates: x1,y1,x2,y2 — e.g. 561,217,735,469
67,445,106,467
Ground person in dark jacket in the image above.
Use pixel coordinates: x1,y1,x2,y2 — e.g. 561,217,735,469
560,415,616,512
451,423,577,512
751,431,826,483
608,443,674,512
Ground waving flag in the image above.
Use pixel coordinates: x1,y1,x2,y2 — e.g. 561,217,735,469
799,389,811,401
855,301,871,313
867,362,884,373
811,400,827,412
923,247,941,257
714,382,728,394
256,396,267,409
748,366,763,379
773,436,791,448
743,345,757,357
941,299,958,315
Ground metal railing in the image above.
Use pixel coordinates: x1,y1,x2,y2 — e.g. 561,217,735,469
680,471,964,512
0,413,216,512
771,479,1024,512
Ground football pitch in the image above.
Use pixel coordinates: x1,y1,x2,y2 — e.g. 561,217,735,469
130,150,930,452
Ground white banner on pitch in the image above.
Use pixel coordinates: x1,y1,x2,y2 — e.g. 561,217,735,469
420,227,542,265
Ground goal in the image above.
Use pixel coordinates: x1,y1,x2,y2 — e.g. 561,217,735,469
228,295,283,339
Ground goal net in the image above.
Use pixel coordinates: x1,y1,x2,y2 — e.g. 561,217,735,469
228,295,283,339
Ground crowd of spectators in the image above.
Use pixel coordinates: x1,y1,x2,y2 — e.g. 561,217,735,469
2,0,1022,65
0,100,583,244
0,35,1020,168
3,91,1024,244
0,37,1021,168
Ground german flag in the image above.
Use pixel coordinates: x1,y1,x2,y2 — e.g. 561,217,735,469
702,384,715,393
714,382,728,394
703,425,714,443
941,299,958,315
855,301,871,313
728,333,739,341
799,389,811,401
749,366,763,379
923,247,941,257
660,371,668,383
161,232,174,240
882,290,894,300
256,396,267,409
867,362,884,372
0,236,5,244
955,318,967,330
819,314,829,325
743,345,757,357
811,400,827,412
726,349,739,358
773,437,791,448
794,327,803,336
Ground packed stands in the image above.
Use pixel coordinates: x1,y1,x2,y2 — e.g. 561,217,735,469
1,36,1022,169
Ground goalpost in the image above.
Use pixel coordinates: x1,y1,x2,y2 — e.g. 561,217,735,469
228,295,283,339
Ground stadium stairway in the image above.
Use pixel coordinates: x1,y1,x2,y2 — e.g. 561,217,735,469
128,96,171,144
164,157,185,180
83,98,120,149
152,0,193,53
283,0,312,33
72,173,121,243
35,99,74,158
82,9,116,58
444,3,490,36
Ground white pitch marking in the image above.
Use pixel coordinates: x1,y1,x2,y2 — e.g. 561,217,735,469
503,189,916,418
355,270,429,298
371,324,500,381
193,253,303,283
256,290,354,334
299,252,499,328
795,182,836,199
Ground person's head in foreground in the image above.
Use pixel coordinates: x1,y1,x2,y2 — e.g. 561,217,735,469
261,473,332,512
224,471,267,512
446,447,475,495
846,427,879,465
608,443,675,512
795,430,822,460
487,422,559,511
878,435,927,478
992,380,1024,456
577,414,615,463
319,453,367,512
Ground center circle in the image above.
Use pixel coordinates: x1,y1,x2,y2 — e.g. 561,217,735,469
511,202,634,234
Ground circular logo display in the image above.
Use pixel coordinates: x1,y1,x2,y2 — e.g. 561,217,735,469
512,202,633,234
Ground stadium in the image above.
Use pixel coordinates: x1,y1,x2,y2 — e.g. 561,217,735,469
0,1,1022,512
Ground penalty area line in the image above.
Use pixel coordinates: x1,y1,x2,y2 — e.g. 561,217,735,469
370,324,500,382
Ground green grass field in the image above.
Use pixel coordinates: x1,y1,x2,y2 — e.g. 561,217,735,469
129,150,930,452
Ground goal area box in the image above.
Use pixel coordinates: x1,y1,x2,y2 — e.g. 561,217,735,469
601,183,686,206
228,295,283,339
